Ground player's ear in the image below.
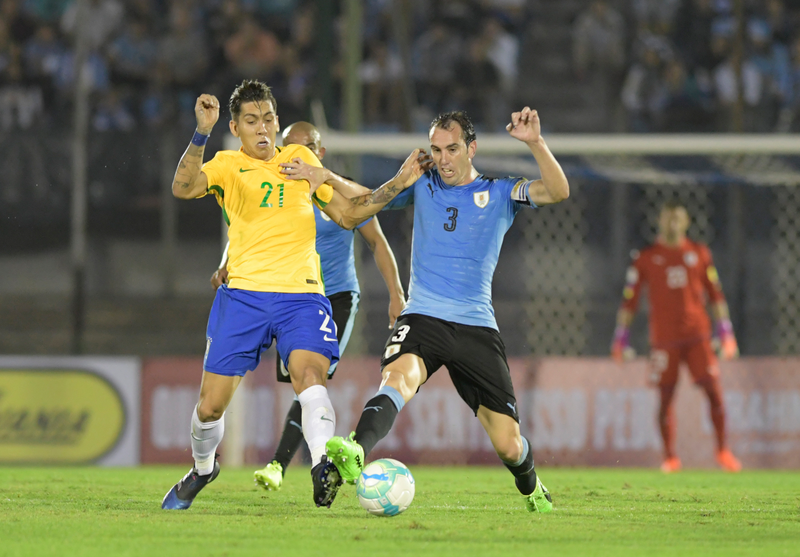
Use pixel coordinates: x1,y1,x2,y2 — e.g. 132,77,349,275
467,139,477,160
318,146,326,161
229,118,239,138
275,115,280,134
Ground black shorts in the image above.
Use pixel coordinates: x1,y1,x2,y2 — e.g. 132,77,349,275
381,313,519,422
276,290,360,383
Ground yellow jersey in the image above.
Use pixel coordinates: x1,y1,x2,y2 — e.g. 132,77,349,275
200,144,334,294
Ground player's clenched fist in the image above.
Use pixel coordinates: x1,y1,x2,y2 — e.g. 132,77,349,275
396,148,434,187
506,107,541,145
195,94,220,135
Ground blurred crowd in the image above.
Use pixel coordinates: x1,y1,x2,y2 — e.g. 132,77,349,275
581,0,800,132
1,0,800,134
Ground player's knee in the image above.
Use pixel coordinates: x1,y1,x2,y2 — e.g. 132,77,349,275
196,399,225,422
494,438,522,462
493,435,523,463
293,365,327,392
381,369,419,403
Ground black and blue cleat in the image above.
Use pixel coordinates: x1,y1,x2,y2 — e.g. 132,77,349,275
161,458,220,510
311,454,342,508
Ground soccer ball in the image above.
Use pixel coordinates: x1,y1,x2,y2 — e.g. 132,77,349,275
356,458,415,516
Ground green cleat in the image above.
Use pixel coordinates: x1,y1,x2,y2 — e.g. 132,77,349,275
254,461,283,492
325,432,364,483
525,476,553,513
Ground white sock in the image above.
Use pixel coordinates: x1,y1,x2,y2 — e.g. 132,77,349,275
297,384,336,465
191,405,224,475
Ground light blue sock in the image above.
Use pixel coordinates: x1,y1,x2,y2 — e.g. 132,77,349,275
508,437,530,467
376,385,405,412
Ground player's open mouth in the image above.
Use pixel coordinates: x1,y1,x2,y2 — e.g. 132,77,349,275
257,140,269,148
441,169,454,177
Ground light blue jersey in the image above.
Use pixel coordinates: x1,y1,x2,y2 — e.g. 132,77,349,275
315,205,371,296
384,169,536,330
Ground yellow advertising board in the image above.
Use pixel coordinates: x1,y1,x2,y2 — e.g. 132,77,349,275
0,369,126,463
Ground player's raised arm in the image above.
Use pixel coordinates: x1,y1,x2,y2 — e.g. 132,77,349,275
280,158,372,200
172,94,219,200
506,108,569,206
300,149,431,230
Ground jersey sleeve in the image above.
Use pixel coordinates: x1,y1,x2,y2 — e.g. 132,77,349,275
620,250,645,313
383,182,416,211
201,151,231,206
312,184,334,208
700,245,726,304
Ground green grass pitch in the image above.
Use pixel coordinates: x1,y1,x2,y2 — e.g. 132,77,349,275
1,466,798,557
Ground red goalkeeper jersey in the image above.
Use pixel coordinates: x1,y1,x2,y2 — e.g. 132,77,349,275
620,239,726,345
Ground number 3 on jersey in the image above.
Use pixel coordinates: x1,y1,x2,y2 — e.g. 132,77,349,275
444,207,458,232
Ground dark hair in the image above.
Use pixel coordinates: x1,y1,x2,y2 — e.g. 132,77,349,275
229,79,277,121
661,198,686,211
430,111,477,146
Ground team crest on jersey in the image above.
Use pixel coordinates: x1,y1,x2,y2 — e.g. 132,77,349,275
474,191,490,208
683,251,698,267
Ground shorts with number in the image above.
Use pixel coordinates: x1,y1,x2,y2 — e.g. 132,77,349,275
381,313,519,422
276,290,360,383
649,337,718,388
204,285,339,377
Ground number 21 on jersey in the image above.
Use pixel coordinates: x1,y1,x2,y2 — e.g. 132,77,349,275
260,181,284,208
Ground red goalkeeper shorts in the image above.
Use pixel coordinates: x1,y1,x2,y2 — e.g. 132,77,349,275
648,338,719,388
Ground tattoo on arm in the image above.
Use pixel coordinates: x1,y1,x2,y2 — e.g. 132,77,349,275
350,180,403,207
173,144,205,191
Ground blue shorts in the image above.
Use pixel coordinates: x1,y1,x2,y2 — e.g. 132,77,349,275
203,286,340,377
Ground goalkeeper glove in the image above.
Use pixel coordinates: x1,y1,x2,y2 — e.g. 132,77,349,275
713,319,739,360
611,325,633,363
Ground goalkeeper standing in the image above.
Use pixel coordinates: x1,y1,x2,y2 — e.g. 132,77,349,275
611,200,741,473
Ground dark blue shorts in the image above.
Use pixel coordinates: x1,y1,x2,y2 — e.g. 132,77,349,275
203,286,340,377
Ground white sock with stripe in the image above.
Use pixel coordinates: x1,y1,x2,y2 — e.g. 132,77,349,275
297,384,336,465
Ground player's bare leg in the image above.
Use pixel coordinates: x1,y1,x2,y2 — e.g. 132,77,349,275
696,375,741,472
286,349,342,507
478,406,552,513
162,372,240,509
658,382,681,472
326,354,427,482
